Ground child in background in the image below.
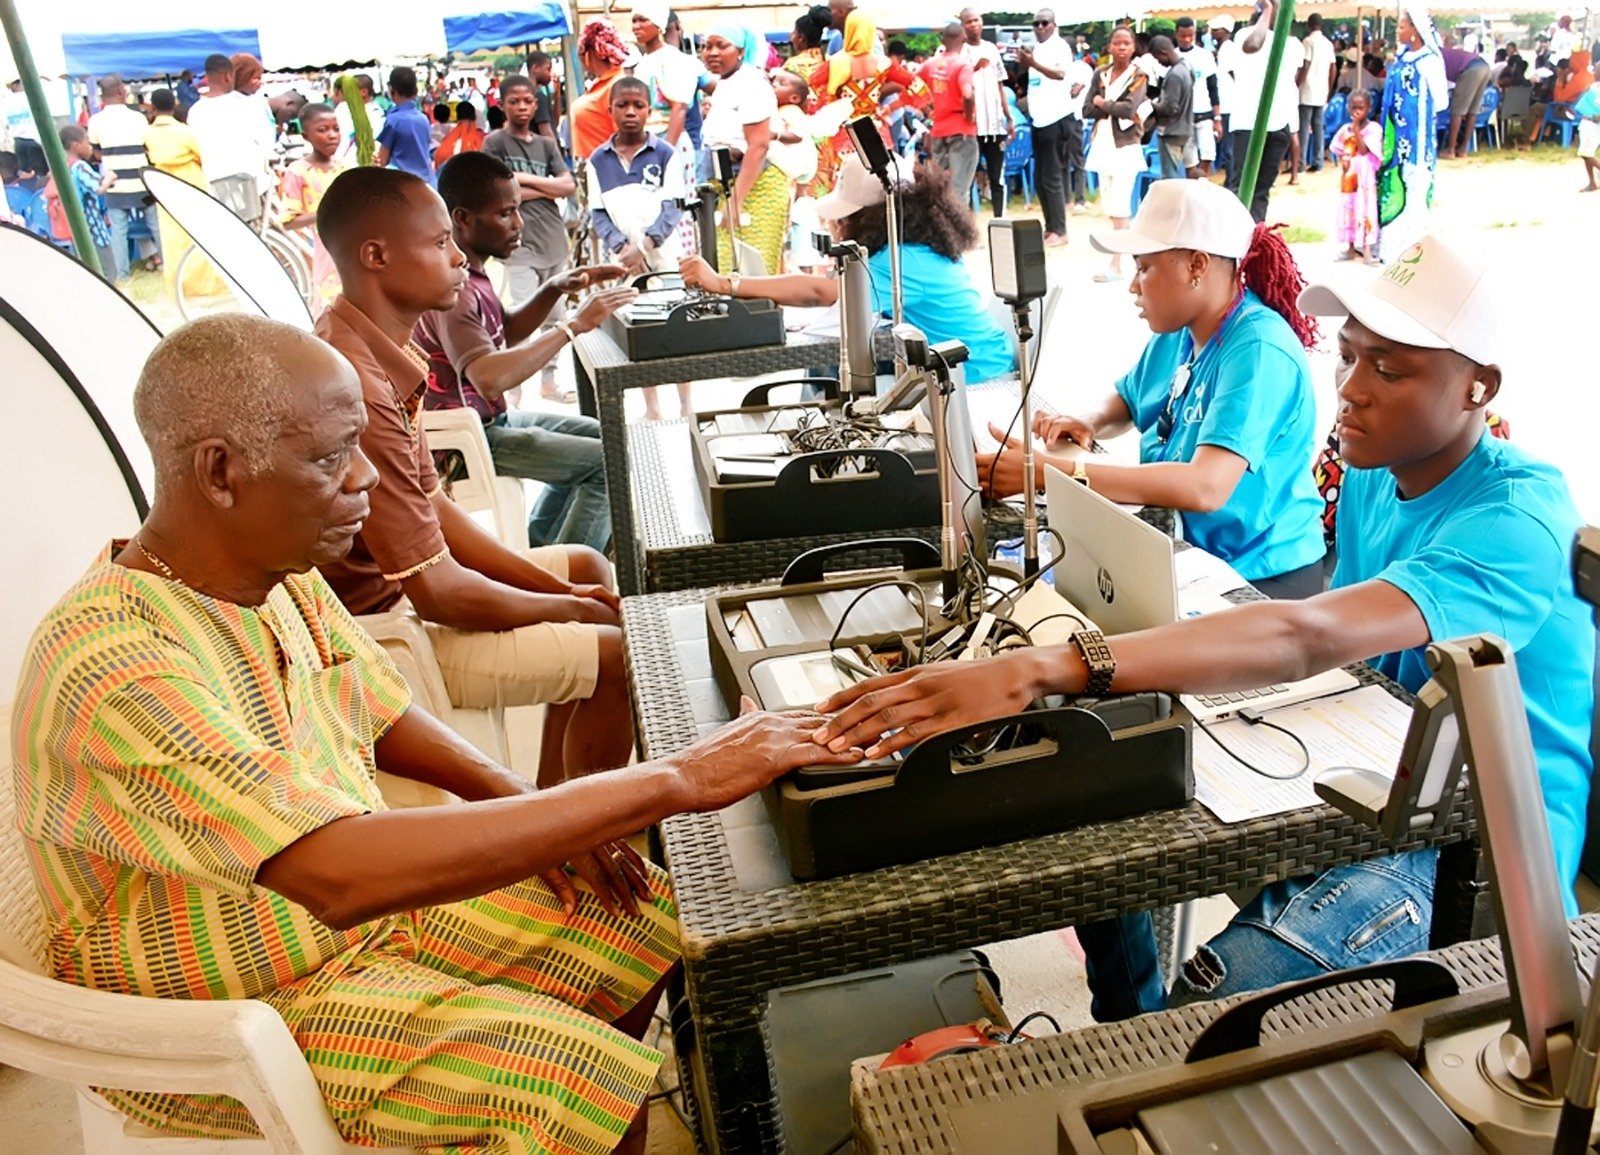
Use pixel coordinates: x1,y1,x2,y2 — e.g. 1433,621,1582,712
434,102,485,169
1331,88,1382,265
59,125,116,279
430,101,453,149
279,103,350,313
768,71,824,269
586,76,691,420
1578,70,1600,192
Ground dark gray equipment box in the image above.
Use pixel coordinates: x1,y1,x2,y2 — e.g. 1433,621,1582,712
705,571,1194,880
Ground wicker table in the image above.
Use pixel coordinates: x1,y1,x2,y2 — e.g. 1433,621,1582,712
624,380,1039,592
850,914,1600,1153
572,324,852,596
623,587,1479,1154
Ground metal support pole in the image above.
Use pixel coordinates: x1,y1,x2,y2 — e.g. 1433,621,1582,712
1236,0,1296,216
0,0,102,275
1012,301,1039,579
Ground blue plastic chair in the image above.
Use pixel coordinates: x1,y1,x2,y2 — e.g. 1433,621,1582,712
1471,84,1500,150
1539,101,1578,148
1130,141,1162,215
1322,93,1349,159
125,205,156,270
1003,125,1035,208
1081,120,1099,195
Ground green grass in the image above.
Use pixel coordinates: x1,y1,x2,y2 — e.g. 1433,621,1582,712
1281,224,1328,243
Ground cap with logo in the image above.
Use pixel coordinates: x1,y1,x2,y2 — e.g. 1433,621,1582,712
1297,234,1500,367
1089,179,1257,260
1208,14,1236,31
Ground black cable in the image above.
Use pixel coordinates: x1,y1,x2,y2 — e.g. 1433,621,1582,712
1195,714,1312,781
828,578,930,670
1005,1010,1062,1043
820,1131,854,1155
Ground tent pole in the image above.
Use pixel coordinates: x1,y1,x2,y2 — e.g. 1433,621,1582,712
0,0,102,274
1237,0,1296,215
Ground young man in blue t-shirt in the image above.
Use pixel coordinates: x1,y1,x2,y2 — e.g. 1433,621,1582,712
811,233,1595,1021
375,66,436,186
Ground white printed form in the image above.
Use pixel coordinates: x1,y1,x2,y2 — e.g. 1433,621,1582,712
1193,685,1415,824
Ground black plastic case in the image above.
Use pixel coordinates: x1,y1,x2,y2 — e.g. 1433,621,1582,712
598,292,785,361
690,398,941,543
705,572,1194,880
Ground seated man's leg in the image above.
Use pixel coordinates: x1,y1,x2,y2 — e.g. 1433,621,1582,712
483,409,612,552
1169,848,1437,1007
296,867,678,1154
427,546,634,787
1078,911,1170,1022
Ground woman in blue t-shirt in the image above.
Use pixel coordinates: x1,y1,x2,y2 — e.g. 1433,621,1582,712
677,155,1016,383
982,179,1327,597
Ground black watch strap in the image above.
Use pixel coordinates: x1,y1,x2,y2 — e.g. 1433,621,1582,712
1070,628,1117,697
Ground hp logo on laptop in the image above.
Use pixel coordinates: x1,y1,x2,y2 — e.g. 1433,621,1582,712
1096,566,1115,604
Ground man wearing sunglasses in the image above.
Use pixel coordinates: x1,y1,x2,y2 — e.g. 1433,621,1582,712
1018,8,1076,246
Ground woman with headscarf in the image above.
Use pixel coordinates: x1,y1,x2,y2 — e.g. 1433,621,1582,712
571,19,631,160
787,7,839,200
1376,6,1448,262
700,23,789,275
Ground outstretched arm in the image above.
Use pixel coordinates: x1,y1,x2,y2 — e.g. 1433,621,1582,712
812,580,1428,758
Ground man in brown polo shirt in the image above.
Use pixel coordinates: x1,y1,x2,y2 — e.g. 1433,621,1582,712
313,166,633,788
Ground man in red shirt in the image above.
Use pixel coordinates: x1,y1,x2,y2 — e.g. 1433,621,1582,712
919,23,979,208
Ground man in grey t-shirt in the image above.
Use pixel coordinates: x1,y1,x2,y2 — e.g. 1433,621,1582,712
482,74,576,401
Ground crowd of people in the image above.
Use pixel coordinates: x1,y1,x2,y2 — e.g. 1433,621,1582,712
2,8,1598,1154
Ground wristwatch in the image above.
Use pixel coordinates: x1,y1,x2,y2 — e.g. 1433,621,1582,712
1069,629,1116,697
555,320,578,343
726,272,742,298
1070,458,1091,487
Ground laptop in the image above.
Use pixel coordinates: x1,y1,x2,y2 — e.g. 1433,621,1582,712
1043,466,1357,722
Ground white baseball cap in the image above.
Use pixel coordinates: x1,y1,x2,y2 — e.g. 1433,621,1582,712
815,153,887,221
1298,234,1500,367
631,0,671,29
1208,14,1236,31
1090,179,1256,260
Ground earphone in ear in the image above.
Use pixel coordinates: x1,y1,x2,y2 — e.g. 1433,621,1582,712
1470,381,1487,404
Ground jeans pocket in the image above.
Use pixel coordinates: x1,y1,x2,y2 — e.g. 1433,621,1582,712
1345,895,1425,955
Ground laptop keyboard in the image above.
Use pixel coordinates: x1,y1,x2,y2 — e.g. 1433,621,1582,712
1192,685,1290,709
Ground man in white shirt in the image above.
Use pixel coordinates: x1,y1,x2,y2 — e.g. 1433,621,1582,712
87,75,154,285
1227,0,1301,222
960,7,1015,217
1297,12,1337,172
1061,45,1093,212
1550,15,1578,63
1175,17,1218,175
1019,7,1074,245
3,76,45,180
1209,14,1241,182
631,0,699,159
185,54,274,222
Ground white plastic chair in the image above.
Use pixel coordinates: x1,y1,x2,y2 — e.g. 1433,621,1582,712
0,705,415,1155
420,407,528,549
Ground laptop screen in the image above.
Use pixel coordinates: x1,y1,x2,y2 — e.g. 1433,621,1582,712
1043,466,1178,636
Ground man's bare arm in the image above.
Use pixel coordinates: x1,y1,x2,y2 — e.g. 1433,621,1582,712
259,709,862,928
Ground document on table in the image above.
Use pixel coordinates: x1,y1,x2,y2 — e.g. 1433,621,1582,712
1193,685,1414,824
1174,545,1252,618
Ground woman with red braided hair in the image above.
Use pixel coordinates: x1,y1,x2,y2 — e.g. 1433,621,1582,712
571,19,631,160
981,178,1326,599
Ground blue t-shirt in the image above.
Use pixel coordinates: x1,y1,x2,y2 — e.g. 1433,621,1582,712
866,244,1015,384
1333,434,1595,915
377,101,436,186
1114,290,1324,581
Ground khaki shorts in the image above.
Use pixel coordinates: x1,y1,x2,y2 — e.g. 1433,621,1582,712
422,547,602,709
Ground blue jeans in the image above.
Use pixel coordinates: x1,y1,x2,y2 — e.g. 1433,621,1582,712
107,205,134,282
1080,849,1438,1020
482,410,610,552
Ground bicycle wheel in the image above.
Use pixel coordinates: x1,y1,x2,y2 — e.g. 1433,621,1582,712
262,228,312,303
